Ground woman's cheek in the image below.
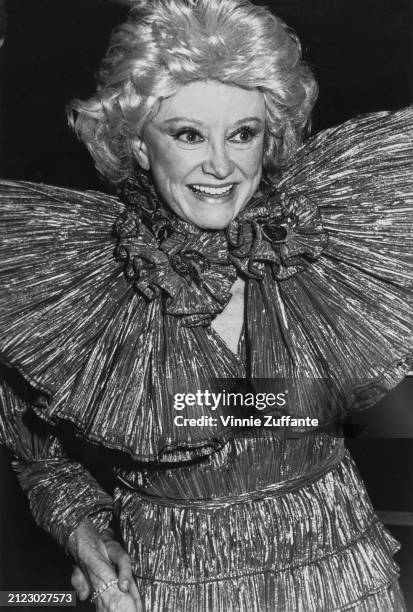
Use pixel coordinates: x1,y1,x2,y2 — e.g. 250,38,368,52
165,148,199,180
233,143,264,177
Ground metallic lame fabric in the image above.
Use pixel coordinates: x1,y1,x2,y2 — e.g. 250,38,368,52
0,108,412,610
115,434,406,611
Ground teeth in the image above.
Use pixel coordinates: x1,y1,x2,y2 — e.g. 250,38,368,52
190,184,233,195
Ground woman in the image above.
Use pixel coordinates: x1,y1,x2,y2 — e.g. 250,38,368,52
0,0,412,610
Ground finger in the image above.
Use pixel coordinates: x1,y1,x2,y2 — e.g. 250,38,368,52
117,551,133,592
98,589,138,612
129,580,143,611
70,565,90,601
104,542,132,592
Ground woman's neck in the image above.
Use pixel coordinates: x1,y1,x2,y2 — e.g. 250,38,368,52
211,276,245,355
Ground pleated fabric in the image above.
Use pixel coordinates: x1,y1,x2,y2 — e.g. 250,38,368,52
0,107,412,610
0,372,113,547
246,108,413,422
0,107,412,461
114,433,405,611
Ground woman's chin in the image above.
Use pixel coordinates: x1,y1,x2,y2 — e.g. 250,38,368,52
188,215,234,231
183,205,241,230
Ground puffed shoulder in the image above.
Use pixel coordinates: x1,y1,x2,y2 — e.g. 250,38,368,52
246,106,413,418
0,181,240,461
279,106,413,287
0,183,141,449
0,181,129,398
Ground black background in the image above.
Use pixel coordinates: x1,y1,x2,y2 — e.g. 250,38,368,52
0,1,412,610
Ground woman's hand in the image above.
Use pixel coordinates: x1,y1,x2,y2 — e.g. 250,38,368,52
67,520,142,611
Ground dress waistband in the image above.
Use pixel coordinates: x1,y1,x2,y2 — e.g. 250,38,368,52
115,441,346,509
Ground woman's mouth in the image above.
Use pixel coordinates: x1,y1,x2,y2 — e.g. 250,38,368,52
187,183,235,198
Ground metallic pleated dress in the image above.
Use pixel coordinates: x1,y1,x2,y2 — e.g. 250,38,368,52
1,108,412,610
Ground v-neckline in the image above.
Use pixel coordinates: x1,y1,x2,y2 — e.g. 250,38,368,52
209,313,246,369
210,276,246,360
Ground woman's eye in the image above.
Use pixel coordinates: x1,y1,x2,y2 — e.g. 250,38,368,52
174,129,204,144
229,127,256,143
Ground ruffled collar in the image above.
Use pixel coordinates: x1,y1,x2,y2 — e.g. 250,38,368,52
114,173,328,324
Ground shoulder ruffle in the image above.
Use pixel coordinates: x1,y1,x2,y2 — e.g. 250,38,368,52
0,181,128,397
246,107,413,420
0,181,241,461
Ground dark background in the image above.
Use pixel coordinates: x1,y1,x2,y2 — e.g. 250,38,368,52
0,0,412,610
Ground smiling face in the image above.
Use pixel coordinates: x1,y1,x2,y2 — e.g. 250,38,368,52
136,80,265,229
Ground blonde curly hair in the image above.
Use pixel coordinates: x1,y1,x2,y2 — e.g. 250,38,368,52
68,0,318,185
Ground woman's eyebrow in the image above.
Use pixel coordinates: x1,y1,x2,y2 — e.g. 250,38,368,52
162,117,204,126
232,116,264,126
161,116,264,126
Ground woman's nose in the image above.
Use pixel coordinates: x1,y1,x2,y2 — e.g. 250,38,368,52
202,143,235,179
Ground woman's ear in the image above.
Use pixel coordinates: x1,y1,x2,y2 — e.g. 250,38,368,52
132,139,150,171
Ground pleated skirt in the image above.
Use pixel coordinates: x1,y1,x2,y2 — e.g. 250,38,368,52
114,435,406,611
